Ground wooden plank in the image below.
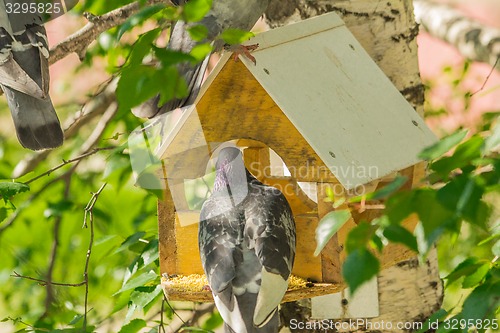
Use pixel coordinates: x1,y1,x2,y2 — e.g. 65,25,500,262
293,215,322,281
175,213,205,275
262,177,317,216
243,147,270,182
317,183,343,283
158,184,177,275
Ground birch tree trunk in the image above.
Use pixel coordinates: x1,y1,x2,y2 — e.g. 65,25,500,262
265,1,443,332
413,0,500,70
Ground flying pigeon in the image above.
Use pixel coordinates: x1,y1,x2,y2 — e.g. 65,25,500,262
0,1,63,150
132,0,271,118
199,147,296,333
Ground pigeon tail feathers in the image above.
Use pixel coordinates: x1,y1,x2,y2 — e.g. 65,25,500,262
5,87,63,150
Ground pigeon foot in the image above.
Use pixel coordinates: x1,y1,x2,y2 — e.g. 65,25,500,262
226,43,259,65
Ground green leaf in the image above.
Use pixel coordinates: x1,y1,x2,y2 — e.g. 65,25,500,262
118,319,147,333
345,222,376,253
462,263,489,288
190,43,213,62
460,281,500,322
140,239,160,267
370,233,384,253
188,24,209,42
413,189,458,247
135,171,164,200
314,210,351,256
153,47,195,66
431,135,484,177
115,271,158,294
419,130,467,160
117,4,166,40
183,0,212,22
117,65,162,110
181,327,215,332
349,176,407,203
0,207,7,223
130,285,162,309
437,174,488,227
68,314,84,326
114,231,147,254
342,249,380,295
325,186,335,202
157,66,189,105
220,29,255,45
483,116,500,154
0,182,29,201
385,191,415,224
416,308,448,333
492,239,500,257
43,200,74,219
128,28,161,66
383,225,418,252
445,258,487,286
332,197,346,208
201,312,223,331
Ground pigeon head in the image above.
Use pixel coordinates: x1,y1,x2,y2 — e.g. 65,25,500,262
213,147,248,193
215,147,242,170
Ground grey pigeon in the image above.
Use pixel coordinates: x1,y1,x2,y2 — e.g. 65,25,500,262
132,0,271,118
199,147,296,333
0,0,63,150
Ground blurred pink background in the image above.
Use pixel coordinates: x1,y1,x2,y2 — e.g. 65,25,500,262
418,0,500,134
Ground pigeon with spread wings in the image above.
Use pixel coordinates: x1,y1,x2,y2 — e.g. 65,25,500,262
199,147,296,333
133,0,271,118
0,1,63,150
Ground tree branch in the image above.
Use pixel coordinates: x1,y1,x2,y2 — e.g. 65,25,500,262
23,147,115,185
11,271,86,287
49,0,169,65
82,183,107,332
414,0,500,70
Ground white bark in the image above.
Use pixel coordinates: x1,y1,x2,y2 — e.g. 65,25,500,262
413,0,500,70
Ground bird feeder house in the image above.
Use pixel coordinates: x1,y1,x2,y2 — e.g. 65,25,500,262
145,12,437,303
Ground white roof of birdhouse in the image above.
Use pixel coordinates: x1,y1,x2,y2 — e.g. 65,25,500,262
157,11,437,190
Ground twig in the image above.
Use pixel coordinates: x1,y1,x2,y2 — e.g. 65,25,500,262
23,147,114,185
11,271,86,287
49,0,169,65
470,55,500,97
170,303,216,333
1,317,51,332
82,183,107,331
164,294,186,326
160,298,167,333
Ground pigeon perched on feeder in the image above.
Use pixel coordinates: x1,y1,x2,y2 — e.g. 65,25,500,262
0,4,64,150
199,147,296,333
133,0,271,118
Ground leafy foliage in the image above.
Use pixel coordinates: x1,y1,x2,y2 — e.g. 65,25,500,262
315,117,500,324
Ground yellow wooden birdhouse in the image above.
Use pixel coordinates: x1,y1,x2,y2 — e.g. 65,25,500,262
130,12,437,304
